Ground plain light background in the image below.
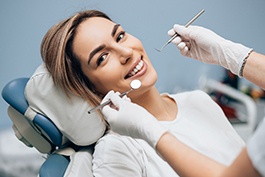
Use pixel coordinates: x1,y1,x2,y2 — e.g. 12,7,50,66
1,0,265,130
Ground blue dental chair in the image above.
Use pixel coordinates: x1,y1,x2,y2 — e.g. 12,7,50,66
2,77,70,177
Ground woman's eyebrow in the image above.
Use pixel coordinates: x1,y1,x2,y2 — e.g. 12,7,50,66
88,44,106,64
112,24,120,37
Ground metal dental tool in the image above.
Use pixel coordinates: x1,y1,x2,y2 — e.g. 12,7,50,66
155,9,205,52
88,79,142,114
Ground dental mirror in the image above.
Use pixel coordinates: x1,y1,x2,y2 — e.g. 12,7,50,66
88,79,142,114
131,79,141,89
120,79,142,97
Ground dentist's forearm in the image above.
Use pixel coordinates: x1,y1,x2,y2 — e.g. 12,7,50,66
156,132,261,177
243,51,265,90
219,147,261,177
156,132,225,177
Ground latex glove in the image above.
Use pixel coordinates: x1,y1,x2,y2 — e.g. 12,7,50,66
247,118,265,176
101,91,167,148
168,24,253,77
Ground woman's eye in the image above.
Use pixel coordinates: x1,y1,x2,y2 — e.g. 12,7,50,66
116,31,125,42
96,54,107,66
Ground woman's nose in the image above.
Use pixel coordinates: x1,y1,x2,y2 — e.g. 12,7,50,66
118,45,133,64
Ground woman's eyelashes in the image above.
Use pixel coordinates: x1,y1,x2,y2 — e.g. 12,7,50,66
96,53,107,66
116,31,126,42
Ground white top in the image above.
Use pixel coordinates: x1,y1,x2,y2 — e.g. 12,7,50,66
247,117,265,176
92,90,245,177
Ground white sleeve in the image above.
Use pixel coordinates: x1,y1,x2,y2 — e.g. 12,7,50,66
247,117,265,176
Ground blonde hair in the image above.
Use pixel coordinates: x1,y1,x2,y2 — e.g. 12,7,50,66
41,10,112,108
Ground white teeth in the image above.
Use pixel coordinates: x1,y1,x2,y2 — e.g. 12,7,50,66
136,65,141,70
129,60,143,77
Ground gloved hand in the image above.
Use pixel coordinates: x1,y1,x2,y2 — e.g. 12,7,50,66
168,24,253,77
101,91,167,148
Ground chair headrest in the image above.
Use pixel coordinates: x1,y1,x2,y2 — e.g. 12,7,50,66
25,64,106,146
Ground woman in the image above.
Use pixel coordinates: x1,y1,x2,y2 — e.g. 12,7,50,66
41,10,244,176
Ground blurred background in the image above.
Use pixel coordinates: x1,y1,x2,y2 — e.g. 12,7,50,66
1,0,265,176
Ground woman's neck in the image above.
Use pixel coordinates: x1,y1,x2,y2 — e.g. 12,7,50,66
132,87,177,121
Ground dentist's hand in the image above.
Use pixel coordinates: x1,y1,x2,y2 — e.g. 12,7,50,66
168,24,253,77
101,91,167,148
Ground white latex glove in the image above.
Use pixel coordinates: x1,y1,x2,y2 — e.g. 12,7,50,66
247,118,265,176
168,24,253,77
101,91,167,148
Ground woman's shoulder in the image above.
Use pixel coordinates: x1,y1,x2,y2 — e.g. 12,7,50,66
95,132,131,150
94,131,145,156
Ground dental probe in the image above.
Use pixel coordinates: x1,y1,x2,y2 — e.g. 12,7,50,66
88,79,142,114
155,9,205,52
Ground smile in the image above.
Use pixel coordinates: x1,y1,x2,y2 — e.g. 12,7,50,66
125,60,144,79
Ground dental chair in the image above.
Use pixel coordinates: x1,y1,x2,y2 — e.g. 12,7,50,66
2,64,106,177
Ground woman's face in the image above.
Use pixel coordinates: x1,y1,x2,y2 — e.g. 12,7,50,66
72,17,157,98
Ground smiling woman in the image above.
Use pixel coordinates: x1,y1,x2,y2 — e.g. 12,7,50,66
37,9,245,176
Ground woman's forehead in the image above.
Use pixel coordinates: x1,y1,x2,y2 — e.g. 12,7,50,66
73,17,116,52
78,17,116,34
74,17,119,46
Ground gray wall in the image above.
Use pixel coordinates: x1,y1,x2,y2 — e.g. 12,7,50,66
1,0,265,130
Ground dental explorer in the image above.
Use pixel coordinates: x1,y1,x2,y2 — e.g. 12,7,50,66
88,79,142,114
155,9,205,52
